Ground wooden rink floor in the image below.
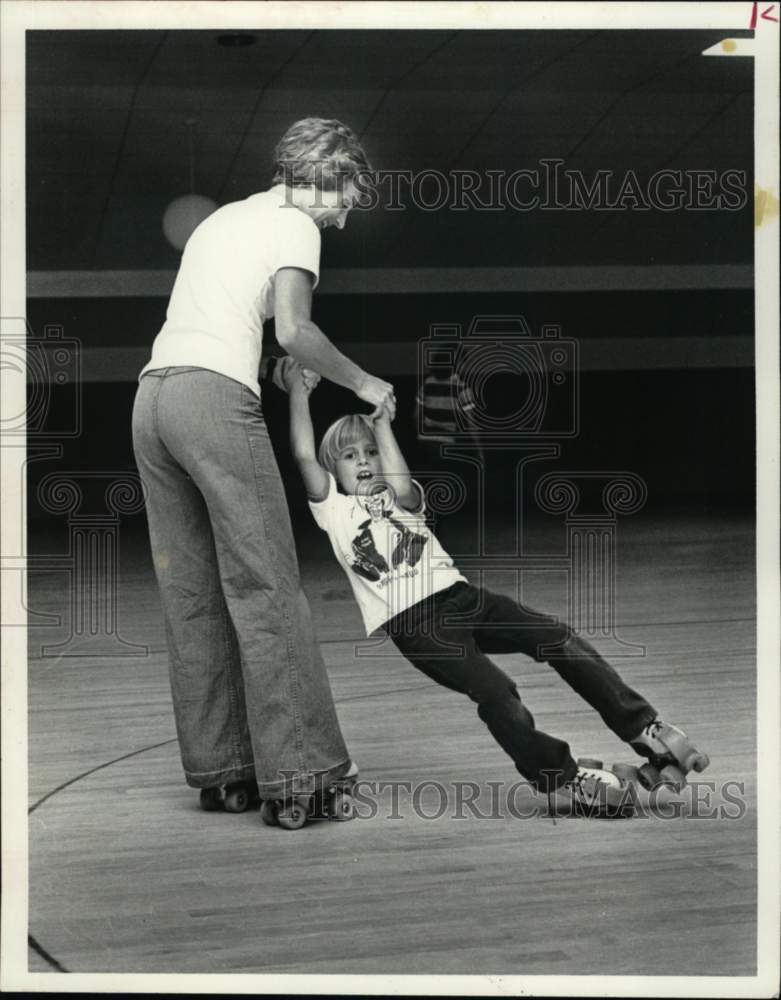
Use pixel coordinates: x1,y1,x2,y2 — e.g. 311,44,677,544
27,509,757,977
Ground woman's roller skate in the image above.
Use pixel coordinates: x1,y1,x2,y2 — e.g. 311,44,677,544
617,719,710,791
259,762,358,831
552,758,636,818
199,779,260,814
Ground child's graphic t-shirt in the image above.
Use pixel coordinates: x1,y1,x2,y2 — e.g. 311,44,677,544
309,473,467,635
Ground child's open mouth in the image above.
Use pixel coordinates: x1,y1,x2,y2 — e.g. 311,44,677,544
357,471,373,480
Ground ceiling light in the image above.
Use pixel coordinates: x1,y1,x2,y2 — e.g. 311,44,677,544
163,195,218,252
163,119,217,251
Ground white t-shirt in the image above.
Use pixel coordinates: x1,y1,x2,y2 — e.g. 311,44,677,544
140,186,320,397
309,473,467,636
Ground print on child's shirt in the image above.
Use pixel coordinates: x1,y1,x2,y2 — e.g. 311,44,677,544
349,490,428,584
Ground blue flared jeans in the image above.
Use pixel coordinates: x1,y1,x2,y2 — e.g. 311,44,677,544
132,367,351,797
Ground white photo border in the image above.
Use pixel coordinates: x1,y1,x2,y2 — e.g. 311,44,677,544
1,2,778,996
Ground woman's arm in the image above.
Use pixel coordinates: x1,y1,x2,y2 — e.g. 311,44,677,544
260,354,321,394
372,406,422,511
275,267,396,417
286,363,330,501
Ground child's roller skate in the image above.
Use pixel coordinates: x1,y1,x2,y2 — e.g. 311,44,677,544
199,779,260,814
618,719,710,791
552,758,636,818
259,762,358,831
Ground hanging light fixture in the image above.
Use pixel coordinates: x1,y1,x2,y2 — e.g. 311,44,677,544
162,118,218,251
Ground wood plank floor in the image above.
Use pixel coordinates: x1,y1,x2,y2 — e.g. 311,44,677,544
26,511,757,976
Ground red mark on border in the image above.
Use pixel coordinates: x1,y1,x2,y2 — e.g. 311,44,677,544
751,2,779,27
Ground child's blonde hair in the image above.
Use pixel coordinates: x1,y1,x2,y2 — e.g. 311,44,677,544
318,414,376,478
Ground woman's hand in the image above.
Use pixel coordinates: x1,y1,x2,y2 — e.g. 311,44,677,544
356,374,396,420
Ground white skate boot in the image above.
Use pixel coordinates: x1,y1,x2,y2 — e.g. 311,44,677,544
552,758,636,818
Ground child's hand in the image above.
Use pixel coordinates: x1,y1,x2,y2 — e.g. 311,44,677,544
284,360,318,396
301,368,321,392
371,401,393,426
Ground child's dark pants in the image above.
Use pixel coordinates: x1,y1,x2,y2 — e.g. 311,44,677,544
385,582,657,790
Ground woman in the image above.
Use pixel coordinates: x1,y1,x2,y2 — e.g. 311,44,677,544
132,118,393,821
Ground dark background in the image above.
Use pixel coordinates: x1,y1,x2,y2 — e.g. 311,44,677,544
24,28,755,533
26,286,754,530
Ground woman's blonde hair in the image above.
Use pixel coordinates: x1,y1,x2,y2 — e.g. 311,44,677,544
318,414,376,478
272,118,371,190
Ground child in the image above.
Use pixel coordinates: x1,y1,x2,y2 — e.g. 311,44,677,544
286,363,709,818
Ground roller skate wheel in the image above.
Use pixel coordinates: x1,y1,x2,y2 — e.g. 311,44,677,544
610,763,640,783
659,764,686,790
260,800,280,827
577,757,604,770
277,802,308,830
637,763,663,790
199,787,223,812
329,790,354,822
224,785,249,813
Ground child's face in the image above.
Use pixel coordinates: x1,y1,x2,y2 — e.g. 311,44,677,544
335,435,381,494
